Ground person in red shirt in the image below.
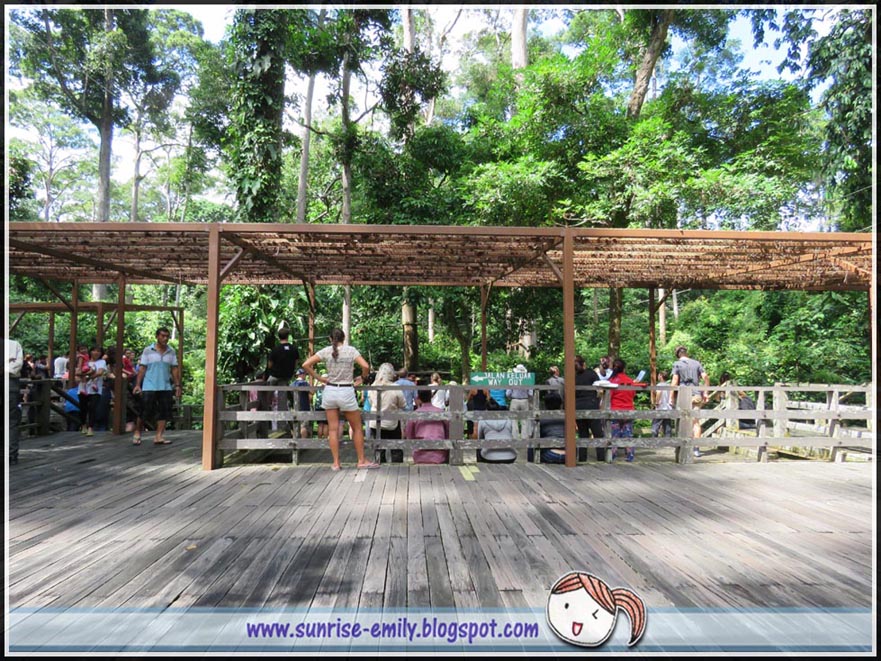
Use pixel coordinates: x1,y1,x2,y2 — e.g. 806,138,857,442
609,358,638,462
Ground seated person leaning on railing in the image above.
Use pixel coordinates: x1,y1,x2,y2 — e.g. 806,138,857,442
404,389,449,464
477,397,516,463
368,362,406,463
531,391,568,464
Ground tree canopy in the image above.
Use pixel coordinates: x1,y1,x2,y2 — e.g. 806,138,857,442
6,7,873,390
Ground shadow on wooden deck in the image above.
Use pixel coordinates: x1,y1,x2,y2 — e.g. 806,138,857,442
9,429,873,615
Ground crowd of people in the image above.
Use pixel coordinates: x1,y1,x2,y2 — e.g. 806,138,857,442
7,327,182,453
250,327,733,471
9,321,745,470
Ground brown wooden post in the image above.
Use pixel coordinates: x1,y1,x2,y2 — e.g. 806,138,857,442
48,312,55,371
756,388,769,463
562,228,577,467
68,283,79,389
96,301,105,350
37,380,52,436
449,385,466,465
178,308,184,378
202,224,222,470
648,287,657,385
480,284,491,370
112,274,127,435
304,281,316,356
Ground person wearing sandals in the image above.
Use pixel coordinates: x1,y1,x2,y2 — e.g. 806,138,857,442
302,329,378,471
132,327,180,445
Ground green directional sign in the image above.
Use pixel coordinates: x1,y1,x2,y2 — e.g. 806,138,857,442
469,371,535,387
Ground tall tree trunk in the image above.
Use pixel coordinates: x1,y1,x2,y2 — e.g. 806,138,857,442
43,179,52,222
340,54,353,224
180,125,194,222
658,287,667,346
95,4,112,313
428,305,435,342
297,9,326,224
402,298,418,371
96,8,114,223
402,8,415,52
626,9,673,119
340,46,353,337
130,128,142,222
399,8,420,368
607,287,623,358
297,73,317,224
511,7,528,75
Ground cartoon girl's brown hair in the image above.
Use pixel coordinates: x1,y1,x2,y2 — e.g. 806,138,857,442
551,572,646,646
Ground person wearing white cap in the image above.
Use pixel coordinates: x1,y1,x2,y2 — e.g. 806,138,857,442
506,363,533,441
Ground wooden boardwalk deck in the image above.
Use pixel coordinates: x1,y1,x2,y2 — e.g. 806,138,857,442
8,429,873,612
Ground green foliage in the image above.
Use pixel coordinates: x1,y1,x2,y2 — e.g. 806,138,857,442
7,147,39,222
576,116,699,228
217,284,312,382
227,9,290,223
461,156,563,226
379,45,446,140
806,10,872,231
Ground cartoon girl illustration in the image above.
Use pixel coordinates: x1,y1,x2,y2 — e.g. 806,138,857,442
546,571,646,647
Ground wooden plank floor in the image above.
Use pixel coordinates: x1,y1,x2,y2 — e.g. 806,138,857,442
8,430,873,611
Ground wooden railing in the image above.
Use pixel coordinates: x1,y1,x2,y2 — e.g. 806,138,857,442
216,382,875,465
15,378,200,435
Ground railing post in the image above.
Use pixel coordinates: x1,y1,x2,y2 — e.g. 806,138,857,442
289,384,299,465
601,389,613,463
449,386,467,465
373,388,382,463
214,388,225,469
773,385,788,439
756,389,769,463
37,380,52,436
828,387,845,462
239,390,248,439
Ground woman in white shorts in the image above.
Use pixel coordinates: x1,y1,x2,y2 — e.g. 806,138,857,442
302,329,378,471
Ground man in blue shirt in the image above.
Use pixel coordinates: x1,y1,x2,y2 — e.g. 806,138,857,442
395,369,417,412
133,327,181,445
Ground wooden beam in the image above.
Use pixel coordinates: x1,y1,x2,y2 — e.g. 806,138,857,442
649,287,657,386
178,308,185,388
9,312,26,334
828,256,872,278
37,277,75,312
491,238,563,285
202,224,222,470
8,302,184,314
112,274,127,435
9,238,198,287
48,312,55,370
480,283,493,370
224,234,309,283
304,281,316,356
562,229,577,467
541,252,564,284
104,310,118,336
220,246,248,282
68,284,79,389
720,245,869,281
96,302,105,350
